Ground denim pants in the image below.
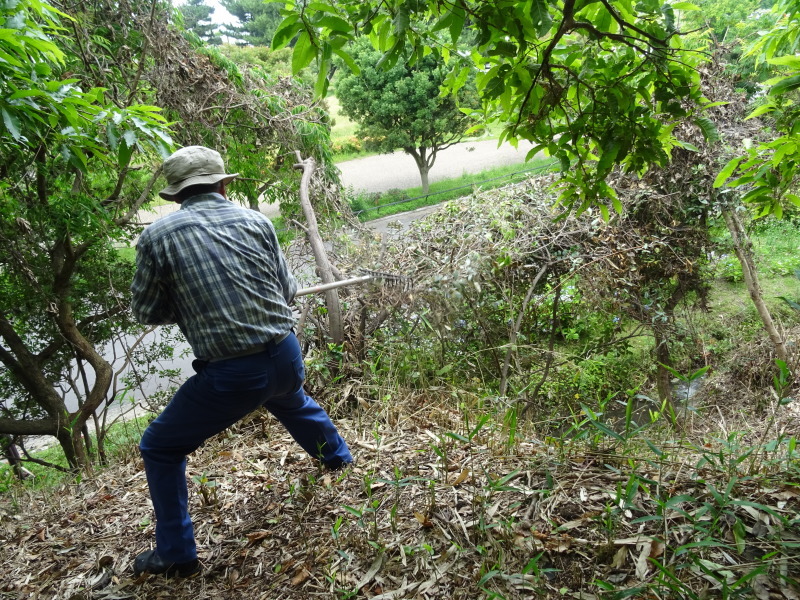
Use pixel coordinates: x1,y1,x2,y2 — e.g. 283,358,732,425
138,332,352,562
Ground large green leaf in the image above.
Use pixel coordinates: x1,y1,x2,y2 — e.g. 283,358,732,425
291,30,315,75
271,15,302,51
713,156,743,188
530,0,553,37
1,107,23,141
770,74,800,96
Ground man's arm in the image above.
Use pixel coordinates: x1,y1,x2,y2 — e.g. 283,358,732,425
130,243,176,325
263,219,297,303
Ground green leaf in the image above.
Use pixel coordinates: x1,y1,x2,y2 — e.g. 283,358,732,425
589,419,624,441
490,40,517,57
671,2,699,9
770,74,800,96
643,440,664,458
449,4,466,45
118,135,135,167
767,55,800,69
376,36,403,69
713,156,743,188
292,31,316,75
772,141,797,165
393,5,410,35
746,103,775,120
314,55,330,97
693,116,719,143
597,139,621,175
2,108,22,141
530,0,553,37
272,16,302,51
315,15,352,33
332,47,360,75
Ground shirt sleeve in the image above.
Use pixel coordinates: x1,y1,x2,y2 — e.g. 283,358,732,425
130,240,176,325
270,224,297,303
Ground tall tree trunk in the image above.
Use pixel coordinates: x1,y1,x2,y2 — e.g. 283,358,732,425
722,207,789,363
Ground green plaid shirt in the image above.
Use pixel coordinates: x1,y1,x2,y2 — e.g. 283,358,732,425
131,193,297,360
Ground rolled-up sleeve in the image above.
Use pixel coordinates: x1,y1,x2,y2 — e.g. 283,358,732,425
130,242,176,325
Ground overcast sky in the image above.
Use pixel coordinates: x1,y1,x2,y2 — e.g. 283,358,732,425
173,0,238,26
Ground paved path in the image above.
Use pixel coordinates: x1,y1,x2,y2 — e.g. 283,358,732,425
337,138,536,194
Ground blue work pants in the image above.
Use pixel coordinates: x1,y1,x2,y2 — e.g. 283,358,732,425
138,332,352,562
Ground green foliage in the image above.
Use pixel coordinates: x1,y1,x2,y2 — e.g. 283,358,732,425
0,0,179,469
714,0,800,218
0,1,171,167
275,0,715,214
334,37,479,192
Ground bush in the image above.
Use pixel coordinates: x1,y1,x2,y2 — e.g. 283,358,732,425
331,136,363,155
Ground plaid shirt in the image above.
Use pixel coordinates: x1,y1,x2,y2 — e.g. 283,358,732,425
131,193,297,360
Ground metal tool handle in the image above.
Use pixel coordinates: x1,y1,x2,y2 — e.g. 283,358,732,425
294,274,376,297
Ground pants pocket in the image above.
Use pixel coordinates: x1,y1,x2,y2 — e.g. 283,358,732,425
208,361,269,393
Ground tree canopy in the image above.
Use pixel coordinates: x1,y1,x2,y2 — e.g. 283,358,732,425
335,38,478,192
273,0,719,217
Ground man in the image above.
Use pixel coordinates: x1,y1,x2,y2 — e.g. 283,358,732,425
130,146,352,578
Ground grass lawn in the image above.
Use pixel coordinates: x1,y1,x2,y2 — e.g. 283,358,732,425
350,157,558,221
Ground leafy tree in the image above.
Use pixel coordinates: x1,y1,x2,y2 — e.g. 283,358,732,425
335,38,478,193
0,0,172,469
220,0,282,46
179,0,221,45
715,0,800,218
273,0,718,216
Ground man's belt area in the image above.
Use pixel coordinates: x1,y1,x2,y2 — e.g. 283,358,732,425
207,331,291,363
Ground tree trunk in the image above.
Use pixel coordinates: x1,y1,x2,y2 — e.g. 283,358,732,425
1,435,32,480
419,164,430,194
722,207,789,363
405,146,432,194
293,153,344,346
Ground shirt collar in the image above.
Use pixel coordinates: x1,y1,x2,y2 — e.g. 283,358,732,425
180,192,228,209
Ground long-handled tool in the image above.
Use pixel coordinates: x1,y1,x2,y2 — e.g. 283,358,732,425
295,269,410,297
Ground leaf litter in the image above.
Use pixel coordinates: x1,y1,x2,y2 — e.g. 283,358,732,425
1,391,798,599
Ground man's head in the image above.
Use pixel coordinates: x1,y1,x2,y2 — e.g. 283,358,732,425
158,146,239,202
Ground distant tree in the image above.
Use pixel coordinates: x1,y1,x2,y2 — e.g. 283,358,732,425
179,0,221,45
335,38,477,193
219,0,282,46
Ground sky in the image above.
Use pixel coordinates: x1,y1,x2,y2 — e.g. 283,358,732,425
173,0,238,27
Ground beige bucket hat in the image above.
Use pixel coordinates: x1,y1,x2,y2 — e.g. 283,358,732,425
159,146,239,200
